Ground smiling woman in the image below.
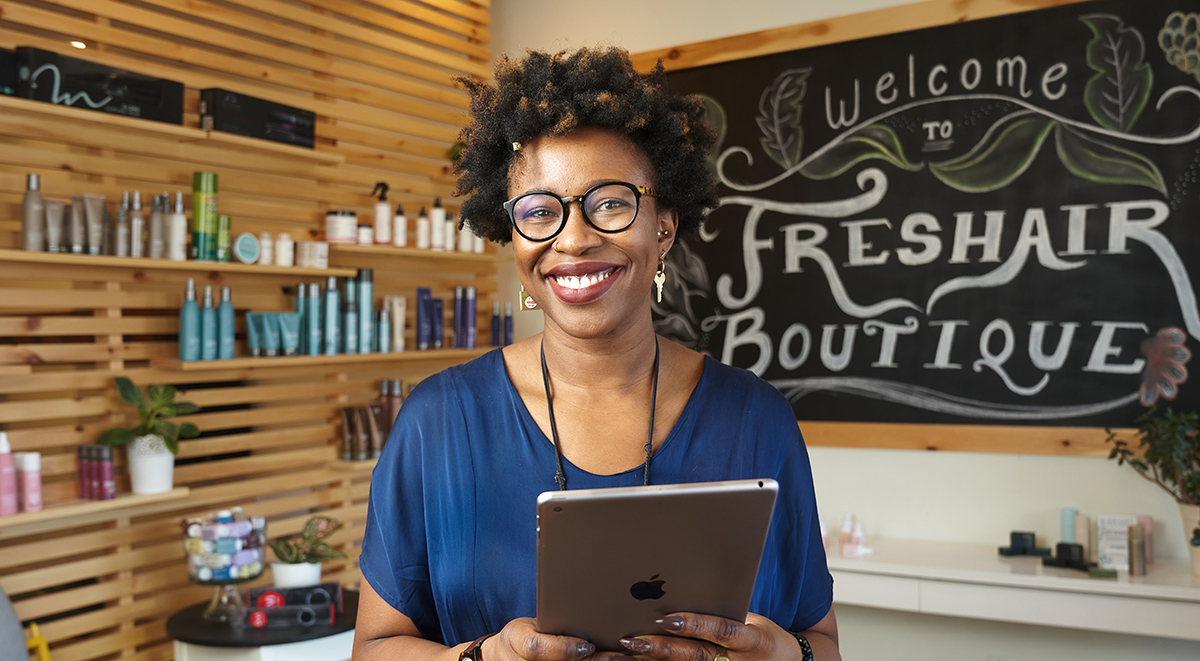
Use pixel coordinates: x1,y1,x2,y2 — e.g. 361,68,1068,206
353,48,839,661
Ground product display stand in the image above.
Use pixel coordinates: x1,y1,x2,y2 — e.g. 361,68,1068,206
192,572,262,624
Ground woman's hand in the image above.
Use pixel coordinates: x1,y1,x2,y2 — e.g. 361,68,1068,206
486,617,637,661
615,612,797,661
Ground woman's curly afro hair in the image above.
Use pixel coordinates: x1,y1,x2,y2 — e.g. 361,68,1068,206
453,47,718,245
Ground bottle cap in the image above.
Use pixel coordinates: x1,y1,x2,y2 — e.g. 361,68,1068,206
466,287,476,299
19,452,40,471
358,268,373,283
0,432,9,453
174,191,185,214
372,181,389,201
26,173,40,191
455,286,463,298
433,197,442,208
327,276,338,289
309,283,321,298
97,445,113,460
132,191,142,211
379,308,389,323
221,286,231,303
203,285,213,307
381,379,391,396
505,302,512,315
493,302,500,314
391,378,402,394
185,278,196,301
395,202,404,214
420,207,427,216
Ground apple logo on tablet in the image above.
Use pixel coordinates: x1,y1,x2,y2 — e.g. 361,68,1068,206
630,574,666,600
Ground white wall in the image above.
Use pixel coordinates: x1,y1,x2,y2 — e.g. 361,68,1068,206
487,2,1199,656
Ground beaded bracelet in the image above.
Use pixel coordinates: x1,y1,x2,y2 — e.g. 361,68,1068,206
788,631,814,661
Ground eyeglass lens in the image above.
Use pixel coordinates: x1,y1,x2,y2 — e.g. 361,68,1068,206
512,183,640,239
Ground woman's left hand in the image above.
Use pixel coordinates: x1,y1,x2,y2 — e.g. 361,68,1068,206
616,612,795,661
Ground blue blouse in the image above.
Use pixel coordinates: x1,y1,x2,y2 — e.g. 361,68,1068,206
360,349,832,646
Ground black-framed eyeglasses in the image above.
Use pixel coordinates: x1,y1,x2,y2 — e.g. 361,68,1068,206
502,181,656,242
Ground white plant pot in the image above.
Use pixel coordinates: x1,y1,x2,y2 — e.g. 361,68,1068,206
127,434,175,495
272,561,323,588
1180,502,1200,578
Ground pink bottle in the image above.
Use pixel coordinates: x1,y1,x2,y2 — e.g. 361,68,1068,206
0,432,17,516
98,446,115,500
16,452,42,513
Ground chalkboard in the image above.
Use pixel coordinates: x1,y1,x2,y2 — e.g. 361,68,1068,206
656,0,1200,427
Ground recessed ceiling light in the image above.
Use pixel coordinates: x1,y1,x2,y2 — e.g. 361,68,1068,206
70,41,86,49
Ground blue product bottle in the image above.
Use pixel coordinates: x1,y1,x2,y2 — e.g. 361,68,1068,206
323,276,340,355
217,286,235,359
416,287,431,351
504,302,513,346
295,281,307,355
377,309,391,353
306,283,322,356
491,302,500,347
453,286,464,348
343,279,358,355
179,278,200,361
357,269,373,353
200,285,217,360
431,299,444,349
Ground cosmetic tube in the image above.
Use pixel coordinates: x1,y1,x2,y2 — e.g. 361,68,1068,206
339,408,354,460
168,192,188,261
16,452,42,513
357,269,374,354
1128,525,1146,576
200,285,217,361
491,302,501,347
388,378,404,429
218,286,235,360
69,196,86,253
130,191,145,258
432,299,444,350
21,173,45,252
261,313,281,357
504,302,513,346
192,172,218,261
385,295,406,352
430,198,445,250
0,433,16,516
115,191,130,258
82,194,106,255
43,199,64,253
277,313,300,357
465,287,477,349
416,288,431,350
343,281,358,354
323,277,341,355
306,283,322,356
148,194,165,259
351,407,369,460
295,282,307,355
392,202,407,247
246,313,264,357
416,207,430,249
179,278,201,361
98,446,115,500
377,309,391,353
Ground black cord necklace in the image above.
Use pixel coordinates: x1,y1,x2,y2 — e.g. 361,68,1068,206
540,337,661,490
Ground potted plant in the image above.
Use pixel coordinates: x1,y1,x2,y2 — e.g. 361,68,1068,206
269,515,348,588
97,377,200,495
1106,406,1200,576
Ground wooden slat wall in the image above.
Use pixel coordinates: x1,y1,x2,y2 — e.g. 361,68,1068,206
0,0,493,658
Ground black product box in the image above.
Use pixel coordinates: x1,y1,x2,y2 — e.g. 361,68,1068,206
0,49,17,97
14,47,183,124
246,582,343,613
244,603,335,629
199,88,315,149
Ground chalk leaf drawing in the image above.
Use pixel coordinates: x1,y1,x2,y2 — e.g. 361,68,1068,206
1054,123,1167,194
697,94,728,163
1139,327,1192,406
1081,14,1153,133
756,67,810,170
1159,12,1200,84
799,124,923,180
929,112,1056,193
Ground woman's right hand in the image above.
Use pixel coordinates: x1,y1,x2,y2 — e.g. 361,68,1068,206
486,618,634,661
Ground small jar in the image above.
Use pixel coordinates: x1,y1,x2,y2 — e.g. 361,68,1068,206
357,224,373,246
325,210,357,243
276,232,294,267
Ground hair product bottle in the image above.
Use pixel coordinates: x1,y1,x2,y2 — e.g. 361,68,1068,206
458,218,473,253
218,286,235,360
372,182,392,245
192,172,218,261
295,281,307,355
432,299,444,349
453,286,464,348
200,285,217,361
504,302,513,346
180,279,201,361
357,269,373,354
115,191,131,258
388,378,404,429
168,192,188,261
69,195,86,254
416,207,430,249
129,191,145,258
416,288,431,351
16,452,42,513
392,202,407,247
343,280,358,355
306,283,322,356
491,302,501,347
465,287,477,349
77,446,92,500
377,309,391,353
43,199,64,253
148,193,166,259
276,232,294,267
0,433,17,516
429,198,445,251
216,214,231,263
323,276,340,355
21,173,45,252
98,446,115,500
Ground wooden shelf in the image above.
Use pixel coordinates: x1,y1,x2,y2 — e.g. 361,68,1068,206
0,487,190,538
329,457,378,471
328,242,512,263
0,248,357,278
0,95,344,164
152,347,491,370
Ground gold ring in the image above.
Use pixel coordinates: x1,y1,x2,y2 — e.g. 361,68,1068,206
714,646,731,661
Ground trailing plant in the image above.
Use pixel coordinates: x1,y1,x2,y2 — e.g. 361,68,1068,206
97,377,200,455
1107,407,1200,546
269,515,348,564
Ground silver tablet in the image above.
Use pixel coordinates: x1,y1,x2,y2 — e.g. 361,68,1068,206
536,478,779,652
